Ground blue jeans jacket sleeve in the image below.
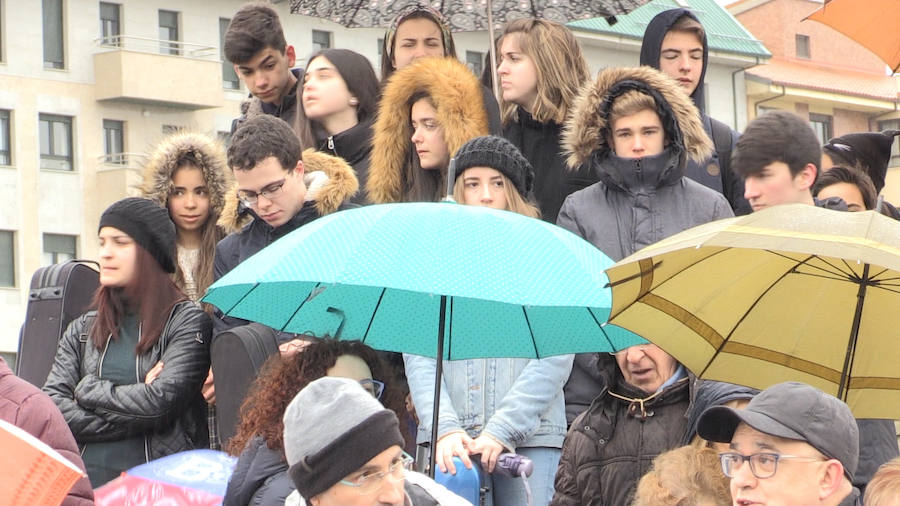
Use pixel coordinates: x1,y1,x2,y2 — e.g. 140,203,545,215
403,353,463,443
483,354,574,451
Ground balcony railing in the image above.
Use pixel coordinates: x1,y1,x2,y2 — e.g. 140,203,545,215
96,35,218,61
97,152,147,170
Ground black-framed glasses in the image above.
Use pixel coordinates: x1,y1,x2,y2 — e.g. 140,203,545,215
359,378,385,400
236,178,286,207
338,451,413,494
719,452,826,479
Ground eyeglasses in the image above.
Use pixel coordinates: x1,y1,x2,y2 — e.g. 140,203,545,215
236,178,287,207
608,344,653,358
359,378,385,400
719,452,826,479
339,452,414,494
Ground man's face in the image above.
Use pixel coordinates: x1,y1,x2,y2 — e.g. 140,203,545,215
611,108,665,159
614,343,678,393
659,30,704,96
234,46,297,104
744,161,816,212
234,156,306,228
310,446,407,506
728,423,829,506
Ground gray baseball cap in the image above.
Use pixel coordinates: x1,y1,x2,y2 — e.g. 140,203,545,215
697,381,859,480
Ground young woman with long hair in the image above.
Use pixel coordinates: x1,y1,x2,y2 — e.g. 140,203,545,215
406,136,570,506
296,48,379,204
223,339,405,506
492,18,597,222
43,197,212,487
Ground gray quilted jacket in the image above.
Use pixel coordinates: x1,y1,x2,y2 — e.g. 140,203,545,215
43,301,211,461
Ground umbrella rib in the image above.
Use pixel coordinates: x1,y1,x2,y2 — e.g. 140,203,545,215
280,282,322,332
589,308,617,352
788,270,857,284
701,254,819,378
868,266,892,281
222,282,260,314
520,306,540,358
766,250,851,278
629,247,732,299
361,287,388,342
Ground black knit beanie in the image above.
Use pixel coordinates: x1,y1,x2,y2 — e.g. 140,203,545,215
452,136,534,197
99,197,176,273
825,130,900,193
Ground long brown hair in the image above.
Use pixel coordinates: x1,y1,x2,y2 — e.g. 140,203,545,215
226,339,405,455
404,92,447,202
91,245,187,353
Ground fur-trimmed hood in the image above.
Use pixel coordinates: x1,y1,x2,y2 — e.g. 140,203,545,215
140,132,231,215
563,66,713,169
217,149,359,233
367,57,489,203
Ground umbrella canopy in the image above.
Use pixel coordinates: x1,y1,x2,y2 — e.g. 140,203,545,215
205,202,639,360
806,0,900,72
605,204,900,419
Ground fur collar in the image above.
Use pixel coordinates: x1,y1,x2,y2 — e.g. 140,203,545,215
217,149,359,233
367,57,489,203
563,66,713,169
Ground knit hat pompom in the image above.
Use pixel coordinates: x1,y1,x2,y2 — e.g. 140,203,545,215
452,135,535,197
99,197,176,273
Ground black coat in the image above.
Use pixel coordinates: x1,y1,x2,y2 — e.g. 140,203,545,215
224,435,294,506
317,120,373,205
43,302,211,462
504,110,599,223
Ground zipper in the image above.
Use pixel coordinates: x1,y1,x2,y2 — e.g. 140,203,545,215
327,135,335,152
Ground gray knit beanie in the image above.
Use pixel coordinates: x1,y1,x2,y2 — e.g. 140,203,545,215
452,135,534,197
283,377,405,499
99,197,176,273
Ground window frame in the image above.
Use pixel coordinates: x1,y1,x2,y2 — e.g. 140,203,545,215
219,17,240,90
102,119,124,164
808,113,833,146
796,34,811,59
158,9,180,56
42,233,77,265
0,109,11,166
99,2,121,46
0,229,14,288
42,0,65,69
312,30,332,51
39,113,74,171
465,50,484,77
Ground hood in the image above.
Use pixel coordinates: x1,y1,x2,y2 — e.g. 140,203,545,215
639,8,708,114
683,380,758,445
218,149,359,233
563,66,713,169
139,132,231,216
367,57,489,204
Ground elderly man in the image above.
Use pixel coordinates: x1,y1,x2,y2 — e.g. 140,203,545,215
551,343,690,505
698,381,860,505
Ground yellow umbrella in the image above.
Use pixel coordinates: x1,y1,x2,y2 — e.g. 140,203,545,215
605,204,900,419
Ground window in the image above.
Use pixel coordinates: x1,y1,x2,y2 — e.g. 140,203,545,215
466,51,483,77
808,113,832,146
42,234,76,265
43,0,65,69
99,2,120,46
0,230,13,287
878,119,900,166
217,130,231,147
158,9,179,55
39,114,73,171
162,124,183,135
219,18,240,90
312,30,331,51
377,37,384,61
103,119,124,164
0,110,10,165
796,34,810,59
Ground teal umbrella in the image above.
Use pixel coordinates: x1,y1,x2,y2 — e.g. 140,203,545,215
203,202,641,472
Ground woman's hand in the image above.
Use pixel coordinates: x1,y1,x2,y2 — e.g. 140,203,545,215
145,361,164,384
467,434,506,473
435,431,474,475
202,368,215,404
279,339,310,356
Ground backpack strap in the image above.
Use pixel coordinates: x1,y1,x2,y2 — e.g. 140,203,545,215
709,118,733,176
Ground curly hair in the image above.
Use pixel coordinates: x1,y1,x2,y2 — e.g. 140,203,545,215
632,446,732,506
226,339,405,455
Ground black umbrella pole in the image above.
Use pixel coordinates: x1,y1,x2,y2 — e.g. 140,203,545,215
428,295,448,478
838,263,869,400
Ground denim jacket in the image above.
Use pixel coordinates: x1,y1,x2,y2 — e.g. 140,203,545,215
403,354,574,451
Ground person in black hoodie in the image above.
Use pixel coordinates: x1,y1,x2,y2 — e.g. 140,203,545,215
493,18,599,223
640,8,752,215
295,49,379,205
225,3,303,137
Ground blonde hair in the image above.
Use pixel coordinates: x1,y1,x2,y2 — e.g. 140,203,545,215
496,19,589,125
452,171,540,218
632,446,732,506
865,457,900,506
608,89,659,129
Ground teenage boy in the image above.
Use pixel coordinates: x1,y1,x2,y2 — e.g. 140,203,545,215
641,9,751,215
225,2,302,135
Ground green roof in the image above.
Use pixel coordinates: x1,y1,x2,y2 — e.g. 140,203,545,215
567,0,771,58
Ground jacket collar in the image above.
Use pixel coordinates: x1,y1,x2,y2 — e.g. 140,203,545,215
596,147,683,192
260,68,302,117
317,119,373,166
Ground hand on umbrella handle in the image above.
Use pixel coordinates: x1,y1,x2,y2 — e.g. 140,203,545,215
435,431,473,475
468,434,506,473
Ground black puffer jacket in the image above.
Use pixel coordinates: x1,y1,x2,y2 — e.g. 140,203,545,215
552,368,691,506
224,435,294,506
43,301,211,460
317,120,373,205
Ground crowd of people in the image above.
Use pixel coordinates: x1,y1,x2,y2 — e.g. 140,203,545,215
6,1,900,505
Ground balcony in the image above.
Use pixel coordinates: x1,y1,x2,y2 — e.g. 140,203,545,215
94,36,225,110
95,153,148,203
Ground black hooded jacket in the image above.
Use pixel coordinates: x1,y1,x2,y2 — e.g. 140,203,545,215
316,119,373,205
640,8,751,216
